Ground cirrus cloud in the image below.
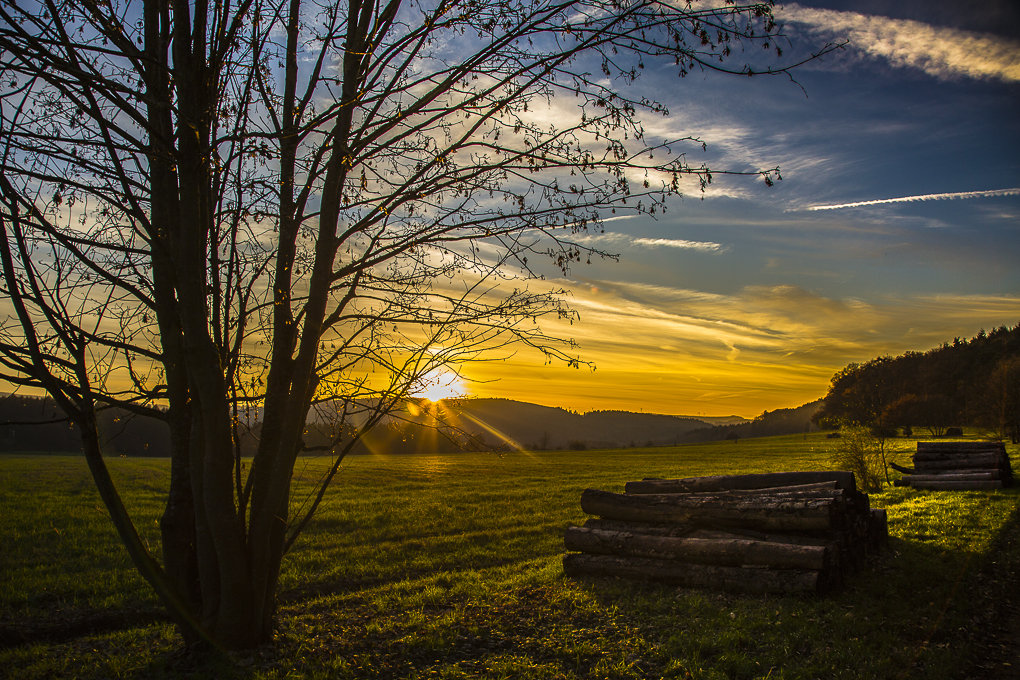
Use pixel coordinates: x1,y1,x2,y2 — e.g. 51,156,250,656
779,3,1020,82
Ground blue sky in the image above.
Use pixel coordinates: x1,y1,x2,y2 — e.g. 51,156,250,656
463,0,1020,417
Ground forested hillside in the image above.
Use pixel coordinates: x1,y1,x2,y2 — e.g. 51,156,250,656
813,324,1020,442
1,394,719,455
680,400,824,443
336,399,717,453
0,394,171,455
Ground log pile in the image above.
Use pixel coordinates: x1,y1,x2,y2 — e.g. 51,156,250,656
893,442,1013,490
563,471,888,595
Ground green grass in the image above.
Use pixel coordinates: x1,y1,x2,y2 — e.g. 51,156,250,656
0,433,1017,679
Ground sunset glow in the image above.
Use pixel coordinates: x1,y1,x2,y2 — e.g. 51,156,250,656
411,370,467,403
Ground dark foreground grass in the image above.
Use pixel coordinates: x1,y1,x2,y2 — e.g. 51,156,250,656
1,433,1017,679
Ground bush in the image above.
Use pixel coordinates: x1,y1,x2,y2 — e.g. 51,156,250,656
829,424,885,492
945,427,964,437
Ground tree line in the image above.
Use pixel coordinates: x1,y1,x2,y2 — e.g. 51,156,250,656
813,324,1020,443
681,400,822,443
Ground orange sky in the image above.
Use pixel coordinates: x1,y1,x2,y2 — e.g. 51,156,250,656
456,280,1020,418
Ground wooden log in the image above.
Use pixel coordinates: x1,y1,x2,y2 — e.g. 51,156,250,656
580,488,840,532
903,469,1003,479
893,478,911,487
868,509,888,550
583,520,848,586
917,442,1005,452
912,453,1003,470
562,554,821,594
624,471,857,495
890,462,915,474
908,480,1004,490
564,526,830,570
580,519,833,546
627,481,842,496
625,486,849,500
913,452,1007,462
900,472,1000,483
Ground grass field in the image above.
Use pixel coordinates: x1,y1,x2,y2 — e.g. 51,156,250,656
1,433,1017,679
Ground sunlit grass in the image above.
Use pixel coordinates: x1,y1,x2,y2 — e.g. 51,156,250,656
1,433,1017,679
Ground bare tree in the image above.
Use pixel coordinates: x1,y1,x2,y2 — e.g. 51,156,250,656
0,0,837,649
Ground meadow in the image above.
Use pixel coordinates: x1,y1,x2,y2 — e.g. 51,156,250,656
0,433,1017,679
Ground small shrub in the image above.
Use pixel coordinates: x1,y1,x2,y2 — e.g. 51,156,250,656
829,424,884,492
945,427,964,437
567,440,587,451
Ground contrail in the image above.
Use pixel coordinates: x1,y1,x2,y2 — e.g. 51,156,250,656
807,188,1020,211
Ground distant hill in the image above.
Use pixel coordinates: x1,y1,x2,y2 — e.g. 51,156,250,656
2,392,800,456
682,415,750,427
420,399,715,450
679,400,824,443
0,394,170,456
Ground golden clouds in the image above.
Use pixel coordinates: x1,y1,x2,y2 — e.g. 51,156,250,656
463,280,1020,417
780,4,1020,82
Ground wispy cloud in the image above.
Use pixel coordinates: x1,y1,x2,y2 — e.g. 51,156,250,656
805,188,1020,211
632,237,725,251
580,231,726,252
780,4,1020,82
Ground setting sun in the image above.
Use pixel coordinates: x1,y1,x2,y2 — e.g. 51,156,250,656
411,370,467,402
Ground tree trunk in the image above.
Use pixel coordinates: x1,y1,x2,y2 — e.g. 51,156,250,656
908,480,1004,490
580,488,841,532
580,519,834,546
624,471,856,494
916,442,1005,452
562,554,822,594
913,453,1002,470
900,472,1001,482
564,526,829,570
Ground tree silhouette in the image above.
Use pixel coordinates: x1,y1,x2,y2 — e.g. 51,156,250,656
0,0,835,649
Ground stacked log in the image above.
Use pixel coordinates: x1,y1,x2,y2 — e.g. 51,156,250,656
563,471,888,595
894,442,1013,490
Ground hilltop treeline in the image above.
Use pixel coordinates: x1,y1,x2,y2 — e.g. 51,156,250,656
678,400,823,443
813,324,1020,442
0,394,717,456
0,394,171,455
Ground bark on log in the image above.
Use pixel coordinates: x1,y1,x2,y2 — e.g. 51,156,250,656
908,480,1004,490
564,526,829,570
624,471,856,495
868,509,888,550
914,450,1005,462
904,468,1003,479
627,481,841,496
620,487,850,504
580,488,840,532
917,442,1005,453
912,454,1003,470
890,462,915,475
580,519,833,546
900,472,1000,483
562,554,821,594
